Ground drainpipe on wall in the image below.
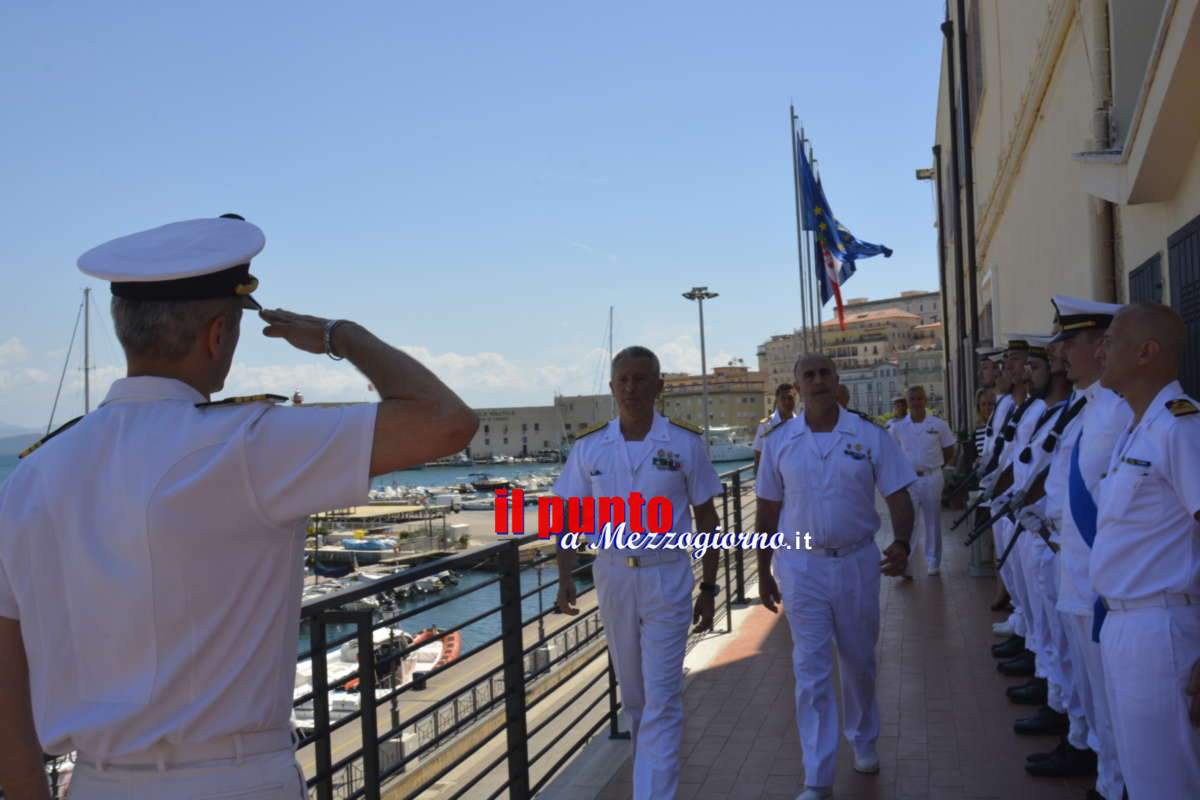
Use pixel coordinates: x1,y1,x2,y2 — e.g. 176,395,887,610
1088,0,1120,301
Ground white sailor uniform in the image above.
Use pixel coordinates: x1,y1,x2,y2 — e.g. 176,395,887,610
1092,382,1200,799
0,377,376,798
757,408,915,789
990,395,1046,640
1055,380,1130,800
889,413,955,570
753,409,784,453
553,412,721,800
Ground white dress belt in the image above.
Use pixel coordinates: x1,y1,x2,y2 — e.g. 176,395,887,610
78,727,294,771
802,536,874,559
1102,592,1196,613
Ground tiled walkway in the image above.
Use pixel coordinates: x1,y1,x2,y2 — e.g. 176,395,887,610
594,514,1093,800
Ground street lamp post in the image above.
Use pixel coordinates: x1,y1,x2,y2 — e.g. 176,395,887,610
683,287,718,450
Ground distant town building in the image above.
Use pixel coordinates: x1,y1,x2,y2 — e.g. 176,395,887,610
467,405,562,459
660,364,766,436
756,289,944,411
840,362,904,418
553,393,613,436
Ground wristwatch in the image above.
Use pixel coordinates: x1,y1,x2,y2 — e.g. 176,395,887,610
892,540,911,555
699,581,720,596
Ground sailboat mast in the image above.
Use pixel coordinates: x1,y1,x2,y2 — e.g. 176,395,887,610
608,306,614,417
83,287,91,413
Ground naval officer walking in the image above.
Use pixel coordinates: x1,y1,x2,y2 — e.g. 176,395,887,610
889,385,955,575
0,216,478,799
554,346,722,800
756,354,916,800
1093,303,1200,798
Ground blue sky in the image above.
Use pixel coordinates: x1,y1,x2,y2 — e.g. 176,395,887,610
0,1,944,430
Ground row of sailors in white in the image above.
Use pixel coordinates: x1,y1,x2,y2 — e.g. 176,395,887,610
974,297,1200,800
0,217,481,799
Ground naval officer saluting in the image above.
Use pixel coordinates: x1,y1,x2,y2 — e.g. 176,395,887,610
756,354,916,800
554,346,722,800
0,216,478,799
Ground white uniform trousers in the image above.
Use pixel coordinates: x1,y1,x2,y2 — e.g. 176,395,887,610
67,748,304,799
593,552,694,800
908,472,944,569
1101,603,1200,800
1057,610,1093,751
775,541,881,789
994,517,1028,637
1029,543,1073,715
1063,611,1124,800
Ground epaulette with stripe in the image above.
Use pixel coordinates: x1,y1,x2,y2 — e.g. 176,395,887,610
668,417,703,435
18,416,83,460
572,420,607,440
762,419,787,438
195,393,288,409
759,416,771,425
1168,398,1198,417
851,408,885,428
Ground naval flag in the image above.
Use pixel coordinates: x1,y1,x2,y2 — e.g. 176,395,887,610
798,138,893,329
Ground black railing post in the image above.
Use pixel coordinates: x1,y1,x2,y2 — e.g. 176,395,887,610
498,540,531,800
311,617,334,800
354,612,381,800
723,548,733,633
606,652,630,740
732,471,747,604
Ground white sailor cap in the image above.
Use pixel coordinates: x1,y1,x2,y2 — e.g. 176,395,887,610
975,345,1004,362
78,214,266,310
1050,295,1122,343
1015,334,1054,360
1000,334,1045,354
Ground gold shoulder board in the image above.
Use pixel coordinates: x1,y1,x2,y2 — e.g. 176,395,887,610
1168,398,1198,417
18,416,84,460
195,393,288,409
668,417,703,435
573,420,607,440
759,416,771,425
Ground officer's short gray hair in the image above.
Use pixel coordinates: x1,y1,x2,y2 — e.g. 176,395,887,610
111,296,241,360
611,346,661,377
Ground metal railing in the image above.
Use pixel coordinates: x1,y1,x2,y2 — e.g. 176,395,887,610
12,464,758,800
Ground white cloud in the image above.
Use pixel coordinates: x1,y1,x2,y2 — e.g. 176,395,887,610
0,338,31,368
655,334,734,375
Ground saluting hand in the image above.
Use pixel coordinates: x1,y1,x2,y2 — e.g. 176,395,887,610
260,308,336,355
880,541,909,577
759,573,782,614
692,592,715,633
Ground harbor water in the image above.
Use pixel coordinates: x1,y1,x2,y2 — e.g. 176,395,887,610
297,564,593,659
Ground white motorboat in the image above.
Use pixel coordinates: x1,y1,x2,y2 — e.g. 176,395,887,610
706,426,756,462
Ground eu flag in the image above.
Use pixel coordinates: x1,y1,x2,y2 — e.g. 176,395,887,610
798,137,892,328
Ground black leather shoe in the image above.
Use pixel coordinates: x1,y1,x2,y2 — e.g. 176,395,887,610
998,651,1037,676
1024,740,1096,776
992,635,1026,659
1025,738,1068,764
1008,679,1048,705
1014,706,1070,736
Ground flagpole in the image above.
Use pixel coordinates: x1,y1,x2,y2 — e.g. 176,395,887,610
790,108,812,354
809,142,824,354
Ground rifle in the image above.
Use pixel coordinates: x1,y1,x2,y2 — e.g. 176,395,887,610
951,489,992,530
994,523,1026,570
962,464,1051,545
